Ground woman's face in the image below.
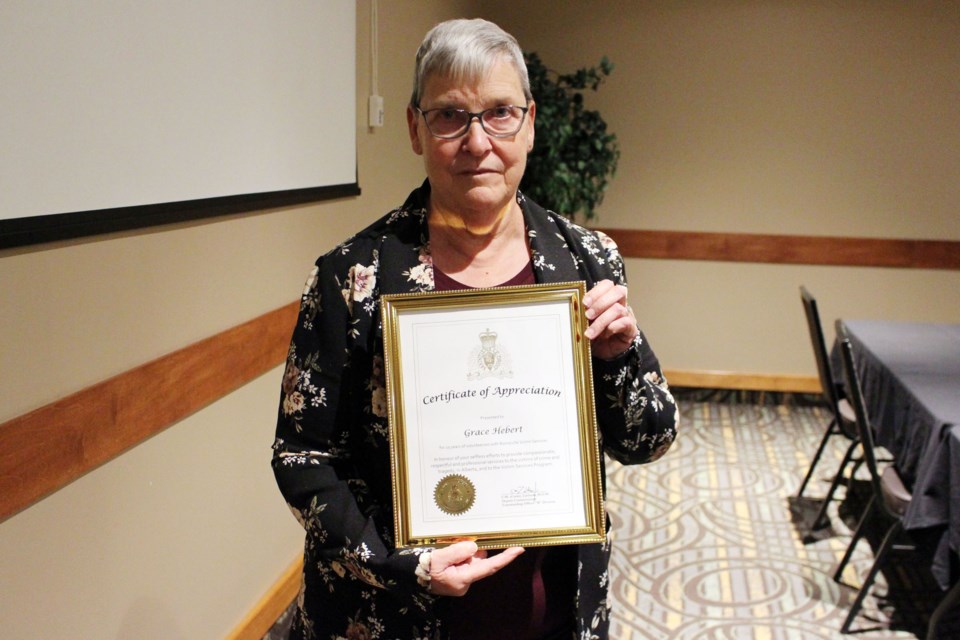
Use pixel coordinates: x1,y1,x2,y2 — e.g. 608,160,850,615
407,58,535,220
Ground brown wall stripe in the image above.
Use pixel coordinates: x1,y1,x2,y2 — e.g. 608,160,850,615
0,301,300,524
597,228,960,270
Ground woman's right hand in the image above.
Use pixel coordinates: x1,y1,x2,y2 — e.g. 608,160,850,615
428,541,524,596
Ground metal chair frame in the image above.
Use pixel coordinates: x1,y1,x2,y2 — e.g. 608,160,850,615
796,286,860,529
833,325,913,634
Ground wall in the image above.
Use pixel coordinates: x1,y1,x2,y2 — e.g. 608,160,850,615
481,0,960,377
2,2,959,637
0,1,475,638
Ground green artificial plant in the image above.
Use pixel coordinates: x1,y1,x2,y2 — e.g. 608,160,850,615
521,52,620,222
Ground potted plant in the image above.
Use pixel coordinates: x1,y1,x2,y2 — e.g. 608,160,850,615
521,52,620,222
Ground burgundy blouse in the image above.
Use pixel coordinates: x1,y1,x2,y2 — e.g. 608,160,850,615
433,262,577,640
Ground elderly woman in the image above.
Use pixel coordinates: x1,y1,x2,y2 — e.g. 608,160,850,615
273,18,678,640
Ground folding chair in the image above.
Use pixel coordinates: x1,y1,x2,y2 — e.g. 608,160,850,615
833,325,913,634
796,286,859,529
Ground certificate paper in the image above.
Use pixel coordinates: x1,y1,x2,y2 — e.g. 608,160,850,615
381,282,605,549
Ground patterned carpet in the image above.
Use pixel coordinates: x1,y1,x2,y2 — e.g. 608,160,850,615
267,390,957,639
605,389,950,640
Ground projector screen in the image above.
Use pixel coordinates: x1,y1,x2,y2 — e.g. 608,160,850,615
0,1,357,249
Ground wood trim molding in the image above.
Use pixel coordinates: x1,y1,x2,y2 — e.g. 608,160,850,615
226,557,302,640
0,301,300,523
664,369,821,394
596,228,960,270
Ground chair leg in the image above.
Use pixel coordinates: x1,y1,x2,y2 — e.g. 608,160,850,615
842,457,868,523
840,520,903,634
812,438,861,529
797,417,839,498
834,495,876,582
927,578,960,640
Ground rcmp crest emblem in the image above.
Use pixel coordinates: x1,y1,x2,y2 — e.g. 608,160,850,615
467,328,513,380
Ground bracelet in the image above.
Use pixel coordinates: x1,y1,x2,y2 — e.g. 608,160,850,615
415,551,432,588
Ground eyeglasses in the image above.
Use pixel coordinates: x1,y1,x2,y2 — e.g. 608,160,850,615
415,105,529,139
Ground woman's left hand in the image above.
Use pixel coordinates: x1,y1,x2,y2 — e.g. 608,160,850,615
583,279,638,360
428,541,524,596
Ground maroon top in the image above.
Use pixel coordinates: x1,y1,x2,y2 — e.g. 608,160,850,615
433,261,577,640
432,261,537,290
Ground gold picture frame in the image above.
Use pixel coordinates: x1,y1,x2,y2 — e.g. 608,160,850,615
380,282,605,550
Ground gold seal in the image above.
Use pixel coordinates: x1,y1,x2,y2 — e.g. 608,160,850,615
434,474,476,515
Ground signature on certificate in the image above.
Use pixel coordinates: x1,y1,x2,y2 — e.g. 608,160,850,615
501,483,552,508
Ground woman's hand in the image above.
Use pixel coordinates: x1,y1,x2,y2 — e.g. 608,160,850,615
428,541,524,596
583,279,639,360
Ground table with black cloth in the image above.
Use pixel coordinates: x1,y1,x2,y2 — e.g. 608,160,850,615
838,320,960,591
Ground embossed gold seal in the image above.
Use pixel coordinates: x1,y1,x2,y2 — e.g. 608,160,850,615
434,474,476,515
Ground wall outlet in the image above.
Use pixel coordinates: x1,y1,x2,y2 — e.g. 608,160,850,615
368,95,384,128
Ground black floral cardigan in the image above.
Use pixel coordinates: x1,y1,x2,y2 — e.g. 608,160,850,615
272,183,678,640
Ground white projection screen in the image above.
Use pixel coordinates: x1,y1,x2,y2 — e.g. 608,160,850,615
0,1,357,248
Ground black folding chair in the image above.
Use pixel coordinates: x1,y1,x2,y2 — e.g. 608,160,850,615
833,324,914,634
928,578,960,640
796,286,859,528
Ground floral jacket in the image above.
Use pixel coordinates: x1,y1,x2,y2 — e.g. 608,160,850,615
272,183,678,640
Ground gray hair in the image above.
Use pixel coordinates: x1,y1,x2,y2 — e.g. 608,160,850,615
410,18,532,108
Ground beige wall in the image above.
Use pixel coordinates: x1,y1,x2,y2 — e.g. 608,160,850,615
1,2,959,637
481,0,960,375
0,1,474,638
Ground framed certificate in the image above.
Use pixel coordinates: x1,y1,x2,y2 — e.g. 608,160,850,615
381,282,605,550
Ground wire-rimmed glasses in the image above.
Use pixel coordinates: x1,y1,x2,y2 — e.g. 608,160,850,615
415,105,529,139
